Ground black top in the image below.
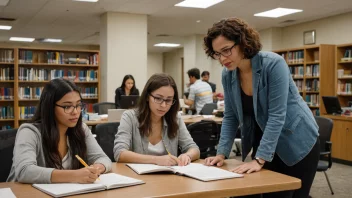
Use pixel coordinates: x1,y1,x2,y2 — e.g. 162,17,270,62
240,87,263,158
115,87,139,108
207,81,216,93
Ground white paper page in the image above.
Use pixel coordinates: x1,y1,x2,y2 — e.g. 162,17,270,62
126,164,174,174
0,188,16,198
33,183,104,197
96,173,144,189
171,163,243,181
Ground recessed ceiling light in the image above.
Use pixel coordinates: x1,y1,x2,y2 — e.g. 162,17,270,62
175,0,224,9
42,38,62,43
154,43,180,47
73,0,98,2
9,37,35,42
254,8,303,18
196,20,201,23
0,25,12,30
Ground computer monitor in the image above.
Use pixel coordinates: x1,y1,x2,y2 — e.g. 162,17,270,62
322,96,343,114
120,95,139,109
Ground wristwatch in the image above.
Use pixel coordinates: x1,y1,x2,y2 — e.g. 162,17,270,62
254,157,265,166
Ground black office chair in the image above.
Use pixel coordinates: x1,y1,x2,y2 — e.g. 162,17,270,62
186,120,219,159
0,128,18,182
95,122,120,162
92,102,116,115
314,116,334,195
200,103,217,115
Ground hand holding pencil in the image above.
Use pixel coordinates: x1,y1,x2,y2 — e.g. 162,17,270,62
75,155,100,182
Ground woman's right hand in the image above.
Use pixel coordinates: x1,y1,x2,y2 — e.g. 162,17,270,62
204,155,225,167
73,167,100,183
155,155,181,166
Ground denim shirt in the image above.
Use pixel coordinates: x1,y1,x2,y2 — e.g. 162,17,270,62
217,51,319,166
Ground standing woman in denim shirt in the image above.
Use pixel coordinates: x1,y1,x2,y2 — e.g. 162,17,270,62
204,18,320,198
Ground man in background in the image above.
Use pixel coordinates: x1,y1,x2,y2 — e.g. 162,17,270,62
184,68,213,114
201,71,216,93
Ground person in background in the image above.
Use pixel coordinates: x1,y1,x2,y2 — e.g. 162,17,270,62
115,74,139,108
184,68,213,114
7,78,111,184
203,17,320,198
114,73,200,166
201,71,216,93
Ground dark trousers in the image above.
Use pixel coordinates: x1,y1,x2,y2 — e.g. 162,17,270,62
238,138,320,198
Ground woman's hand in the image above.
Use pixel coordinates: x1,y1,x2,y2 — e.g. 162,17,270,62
204,155,225,167
230,160,263,174
73,166,99,183
155,155,181,166
178,154,192,166
92,163,106,174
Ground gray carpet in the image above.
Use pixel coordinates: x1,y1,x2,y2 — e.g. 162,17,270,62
229,149,352,197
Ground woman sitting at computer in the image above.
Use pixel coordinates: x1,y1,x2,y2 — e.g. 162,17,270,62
113,73,200,166
115,74,139,108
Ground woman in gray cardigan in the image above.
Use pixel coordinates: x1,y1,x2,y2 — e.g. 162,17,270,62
7,79,111,184
114,73,200,166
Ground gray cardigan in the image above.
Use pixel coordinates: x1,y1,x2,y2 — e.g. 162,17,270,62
113,110,199,161
7,123,112,184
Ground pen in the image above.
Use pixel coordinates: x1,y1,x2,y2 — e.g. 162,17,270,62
75,155,100,181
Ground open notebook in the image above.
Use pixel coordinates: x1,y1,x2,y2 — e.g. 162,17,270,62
126,163,243,182
32,173,144,198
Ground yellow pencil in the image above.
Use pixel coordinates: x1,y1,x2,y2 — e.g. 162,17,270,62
75,155,100,181
161,139,171,155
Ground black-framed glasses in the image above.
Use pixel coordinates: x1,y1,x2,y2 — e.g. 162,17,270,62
212,43,237,60
149,94,176,106
55,103,86,114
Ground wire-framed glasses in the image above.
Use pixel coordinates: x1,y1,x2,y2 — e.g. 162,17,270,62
149,94,176,106
55,103,86,114
212,43,237,60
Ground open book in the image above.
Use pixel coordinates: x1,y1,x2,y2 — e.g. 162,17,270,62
126,163,243,182
32,173,144,197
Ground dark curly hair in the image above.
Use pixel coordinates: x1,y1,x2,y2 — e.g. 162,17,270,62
204,17,262,59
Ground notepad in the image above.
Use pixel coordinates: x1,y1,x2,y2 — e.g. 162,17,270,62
0,188,16,198
126,163,243,182
32,173,144,198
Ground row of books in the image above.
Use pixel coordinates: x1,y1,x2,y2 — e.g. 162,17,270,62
305,64,320,77
342,49,352,61
0,87,14,100
311,109,320,116
305,79,320,91
18,68,98,82
294,80,303,92
0,49,14,63
305,94,319,106
289,66,304,78
18,50,99,65
337,80,352,94
18,87,43,99
79,87,98,98
0,125,12,129
0,106,14,119
0,67,14,80
287,51,304,64
19,106,36,119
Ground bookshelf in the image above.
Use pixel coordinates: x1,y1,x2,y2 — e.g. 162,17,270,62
336,43,352,106
0,47,100,128
273,44,335,116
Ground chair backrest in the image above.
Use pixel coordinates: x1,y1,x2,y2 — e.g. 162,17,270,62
314,116,333,152
186,120,219,158
93,102,116,115
95,122,120,162
200,103,217,115
0,128,18,182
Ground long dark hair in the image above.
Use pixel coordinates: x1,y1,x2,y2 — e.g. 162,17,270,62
137,73,180,138
120,74,137,93
32,78,87,170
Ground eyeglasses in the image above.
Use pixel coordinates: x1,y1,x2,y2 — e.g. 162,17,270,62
149,94,176,106
212,43,237,60
55,103,85,114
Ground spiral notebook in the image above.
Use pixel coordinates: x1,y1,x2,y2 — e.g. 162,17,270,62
32,173,144,197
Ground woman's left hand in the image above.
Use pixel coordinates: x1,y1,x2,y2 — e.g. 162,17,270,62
178,154,192,166
230,160,263,174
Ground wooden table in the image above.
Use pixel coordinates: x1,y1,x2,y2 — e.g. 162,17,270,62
84,116,223,126
0,160,301,198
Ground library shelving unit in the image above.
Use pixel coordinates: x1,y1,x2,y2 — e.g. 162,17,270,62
273,44,335,116
1,47,100,128
0,48,15,130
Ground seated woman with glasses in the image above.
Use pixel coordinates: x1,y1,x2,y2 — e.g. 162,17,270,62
7,78,111,184
113,73,200,166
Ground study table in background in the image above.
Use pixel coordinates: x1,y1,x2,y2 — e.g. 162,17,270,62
0,159,301,198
